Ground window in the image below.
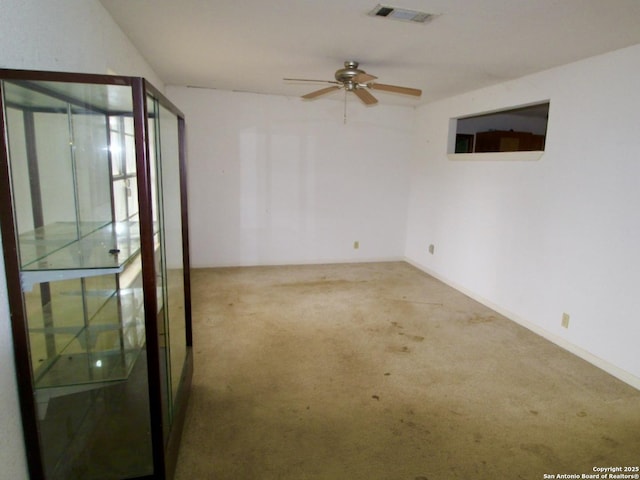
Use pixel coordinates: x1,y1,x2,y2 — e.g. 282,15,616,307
449,102,549,158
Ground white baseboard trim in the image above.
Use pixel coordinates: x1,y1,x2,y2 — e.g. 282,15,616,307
404,257,640,391
193,256,405,269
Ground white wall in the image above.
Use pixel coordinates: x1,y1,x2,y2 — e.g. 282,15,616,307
0,0,162,86
0,1,164,477
166,87,414,267
405,44,640,387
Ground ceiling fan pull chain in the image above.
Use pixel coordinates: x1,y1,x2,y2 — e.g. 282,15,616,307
344,88,348,124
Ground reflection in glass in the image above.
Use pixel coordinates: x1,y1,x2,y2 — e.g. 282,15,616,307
73,113,111,237
159,103,187,405
147,95,172,443
147,95,188,442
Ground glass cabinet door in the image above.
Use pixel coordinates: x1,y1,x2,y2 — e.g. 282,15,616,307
158,103,187,421
1,78,153,479
146,94,188,443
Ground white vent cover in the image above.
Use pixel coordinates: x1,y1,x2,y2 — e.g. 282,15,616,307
368,4,434,23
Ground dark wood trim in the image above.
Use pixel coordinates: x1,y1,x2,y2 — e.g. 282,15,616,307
143,79,186,119
4,101,130,117
131,78,167,479
0,78,46,479
0,68,134,87
0,69,138,118
177,116,193,347
4,79,112,115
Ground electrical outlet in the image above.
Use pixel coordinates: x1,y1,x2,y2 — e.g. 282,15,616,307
353,241,359,250
428,244,435,254
561,312,570,329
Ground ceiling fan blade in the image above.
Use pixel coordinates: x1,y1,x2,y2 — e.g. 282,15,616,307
369,83,422,97
284,78,340,84
353,88,378,105
302,85,341,99
354,72,377,83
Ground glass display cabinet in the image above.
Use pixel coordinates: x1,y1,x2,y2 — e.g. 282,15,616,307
0,69,192,480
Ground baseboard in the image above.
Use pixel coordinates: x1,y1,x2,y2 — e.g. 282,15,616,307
404,257,640,391
192,256,405,269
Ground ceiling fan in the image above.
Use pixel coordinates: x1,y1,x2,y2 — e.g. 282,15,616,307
284,61,422,105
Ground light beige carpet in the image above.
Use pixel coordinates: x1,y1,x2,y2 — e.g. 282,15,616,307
174,262,640,480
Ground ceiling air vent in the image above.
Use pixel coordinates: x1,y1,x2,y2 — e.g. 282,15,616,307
368,4,434,23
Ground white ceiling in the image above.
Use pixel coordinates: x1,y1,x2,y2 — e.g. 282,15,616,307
99,0,640,106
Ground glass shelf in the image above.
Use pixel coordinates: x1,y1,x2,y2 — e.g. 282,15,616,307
31,313,145,383
29,266,146,385
31,278,146,419
20,220,141,271
19,221,142,291
36,345,143,389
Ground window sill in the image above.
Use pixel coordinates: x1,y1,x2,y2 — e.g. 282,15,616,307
447,151,544,162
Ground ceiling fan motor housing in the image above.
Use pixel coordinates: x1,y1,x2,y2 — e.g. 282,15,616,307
335,61,365,88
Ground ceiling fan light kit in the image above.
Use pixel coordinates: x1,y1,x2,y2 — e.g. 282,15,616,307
285,61,422,107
